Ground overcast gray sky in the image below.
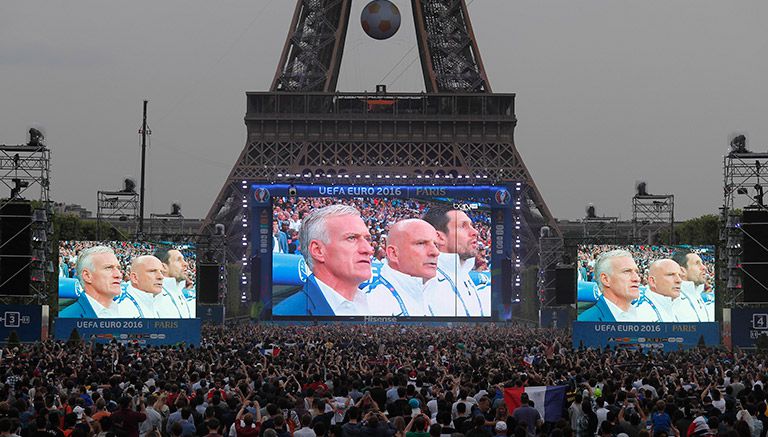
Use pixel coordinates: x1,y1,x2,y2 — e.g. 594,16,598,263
1,1,766,221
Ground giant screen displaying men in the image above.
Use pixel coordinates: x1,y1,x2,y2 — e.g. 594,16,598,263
576,245,715,323
58,241,197,319
265,185,508,318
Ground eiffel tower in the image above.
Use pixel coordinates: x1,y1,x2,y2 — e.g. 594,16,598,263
203,0,559,279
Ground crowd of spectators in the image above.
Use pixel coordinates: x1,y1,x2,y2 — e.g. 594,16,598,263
272,197,492,269
577,245,715,288
58,241,197,284
0,323,763,437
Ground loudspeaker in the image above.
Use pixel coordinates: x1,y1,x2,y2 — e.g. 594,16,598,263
554,266,576,305
743,265,768,303
501,259,513,302
742,210,768,262
741,210,768,302
197,264,219,304
0,201,32,295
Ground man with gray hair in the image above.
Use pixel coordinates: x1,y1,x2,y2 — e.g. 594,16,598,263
579,249,648,322
59,246,123,318
273,204,374,316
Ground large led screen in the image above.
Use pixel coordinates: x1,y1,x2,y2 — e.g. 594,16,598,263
576,244,715,322
58,241,197,319
251,184,519,319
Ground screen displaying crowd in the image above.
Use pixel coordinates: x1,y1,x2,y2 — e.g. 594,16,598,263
576,244,715,323
58,241,197,319
270,196,493,317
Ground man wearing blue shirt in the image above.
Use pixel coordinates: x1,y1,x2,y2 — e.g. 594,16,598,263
579,249,645,322
273,205,374,316
59,246,122,318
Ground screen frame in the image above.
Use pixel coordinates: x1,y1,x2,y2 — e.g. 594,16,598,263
250,183,520,321
575,244,716,323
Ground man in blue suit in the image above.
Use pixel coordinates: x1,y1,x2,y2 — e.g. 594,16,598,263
59,246,123,318
579,249,643,322
273,204,374,316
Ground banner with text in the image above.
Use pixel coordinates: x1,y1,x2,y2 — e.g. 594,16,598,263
731,308,768,348
0,305,46,342
54,318,200,346
573,322,719,351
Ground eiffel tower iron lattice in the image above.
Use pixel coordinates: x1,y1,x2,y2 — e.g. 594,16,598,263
202,1,559,305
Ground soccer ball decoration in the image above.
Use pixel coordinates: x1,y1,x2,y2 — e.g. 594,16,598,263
361,0,401,40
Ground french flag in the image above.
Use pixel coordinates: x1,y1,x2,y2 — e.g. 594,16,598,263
503,386,567,422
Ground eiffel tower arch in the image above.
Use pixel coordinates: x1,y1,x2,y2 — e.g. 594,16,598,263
203,0,560,306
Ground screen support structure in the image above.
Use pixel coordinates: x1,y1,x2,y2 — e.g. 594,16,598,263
0,143,53,305
721,152,768,307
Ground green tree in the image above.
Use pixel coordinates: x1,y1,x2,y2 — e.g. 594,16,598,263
53,214,129,242
671,214,720,246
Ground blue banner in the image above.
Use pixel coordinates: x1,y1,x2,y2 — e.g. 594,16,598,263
573,322,719,351
731,307,768,348
540,307,572,329
198,306,225,324
54,318,201,346
251,184,512,206
0,305,44,342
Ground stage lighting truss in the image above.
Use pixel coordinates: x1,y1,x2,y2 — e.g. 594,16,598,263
721,152,768,307
631,194,674,244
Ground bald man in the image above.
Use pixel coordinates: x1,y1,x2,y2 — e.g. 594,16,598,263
640,258,708,322
634,259,681,322
117,255,166,318
367,219,440,316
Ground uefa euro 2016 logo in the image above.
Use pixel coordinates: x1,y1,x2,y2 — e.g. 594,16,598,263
253,188,270,203
495,189,511,205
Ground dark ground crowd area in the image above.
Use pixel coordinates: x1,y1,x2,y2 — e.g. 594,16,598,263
0,324,764,437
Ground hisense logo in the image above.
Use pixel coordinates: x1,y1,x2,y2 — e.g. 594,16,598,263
364,316,397,323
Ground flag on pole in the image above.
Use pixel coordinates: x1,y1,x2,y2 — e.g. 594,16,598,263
503,385,567,422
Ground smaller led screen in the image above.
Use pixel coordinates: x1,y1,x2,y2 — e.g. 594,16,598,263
576,244,715,322
58,241,197,319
